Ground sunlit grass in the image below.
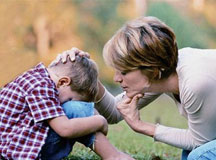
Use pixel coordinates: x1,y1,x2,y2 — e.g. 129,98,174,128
65,95,187,160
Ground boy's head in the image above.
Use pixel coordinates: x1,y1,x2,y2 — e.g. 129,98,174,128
48,56,98,103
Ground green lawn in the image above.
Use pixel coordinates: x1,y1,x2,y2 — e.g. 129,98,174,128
65,95,187,160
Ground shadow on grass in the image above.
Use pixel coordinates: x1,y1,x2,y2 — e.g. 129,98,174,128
65,153,163,160
64,155,84,160
65,156,162,160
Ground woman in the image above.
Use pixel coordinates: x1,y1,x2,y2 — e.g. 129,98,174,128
53,17,216,160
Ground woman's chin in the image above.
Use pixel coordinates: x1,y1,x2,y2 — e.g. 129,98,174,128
126,92,139,98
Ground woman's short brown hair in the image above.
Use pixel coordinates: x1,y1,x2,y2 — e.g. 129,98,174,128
103,16,178,81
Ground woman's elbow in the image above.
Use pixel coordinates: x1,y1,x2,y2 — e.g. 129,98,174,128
106,112,123,124
107,116,122,124
183,137,201,151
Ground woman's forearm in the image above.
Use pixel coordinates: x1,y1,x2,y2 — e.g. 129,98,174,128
95,81,105,103
95,82,124,124
133,121,156,137
154,125,198,150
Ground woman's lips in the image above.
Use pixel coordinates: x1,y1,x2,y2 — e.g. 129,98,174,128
121,86,128,91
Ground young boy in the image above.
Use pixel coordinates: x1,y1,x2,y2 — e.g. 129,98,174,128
0,50,133,160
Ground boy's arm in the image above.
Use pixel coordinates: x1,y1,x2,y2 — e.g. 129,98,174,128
47,115,108,138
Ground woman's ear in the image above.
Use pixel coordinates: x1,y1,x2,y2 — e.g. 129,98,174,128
56,76,71,88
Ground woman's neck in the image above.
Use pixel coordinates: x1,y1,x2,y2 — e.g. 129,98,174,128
148,72,179,95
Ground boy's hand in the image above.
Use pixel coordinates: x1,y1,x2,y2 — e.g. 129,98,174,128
49,47,90,67
96,115,108,136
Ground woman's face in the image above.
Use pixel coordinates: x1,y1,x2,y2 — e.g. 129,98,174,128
114,69,151,98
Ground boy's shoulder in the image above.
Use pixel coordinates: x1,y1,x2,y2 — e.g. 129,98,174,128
2,63,54,94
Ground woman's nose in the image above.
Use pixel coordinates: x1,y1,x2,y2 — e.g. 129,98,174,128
113,72,122,83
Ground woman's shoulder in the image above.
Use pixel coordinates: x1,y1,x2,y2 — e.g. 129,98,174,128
177,47,216,77
177,48,216,101
178,47,195,55
178,47,216,58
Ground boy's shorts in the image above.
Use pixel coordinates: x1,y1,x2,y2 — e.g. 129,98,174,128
40,101,95,160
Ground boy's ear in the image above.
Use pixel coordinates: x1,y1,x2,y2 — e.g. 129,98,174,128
56,76,71,88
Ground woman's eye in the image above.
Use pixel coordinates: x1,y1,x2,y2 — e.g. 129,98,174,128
121,72,127,75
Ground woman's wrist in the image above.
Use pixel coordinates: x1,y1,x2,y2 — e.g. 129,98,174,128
133,121,156,137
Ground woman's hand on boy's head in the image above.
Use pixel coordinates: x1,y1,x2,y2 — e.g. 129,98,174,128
63,47,90,62
49,47,90,67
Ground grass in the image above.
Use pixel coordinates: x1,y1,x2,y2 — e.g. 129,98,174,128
64,95,188,160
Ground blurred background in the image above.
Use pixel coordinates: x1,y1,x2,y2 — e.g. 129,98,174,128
1,0,216,89
1,0,216,159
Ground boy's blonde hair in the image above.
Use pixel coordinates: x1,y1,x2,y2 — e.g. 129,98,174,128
49,56,98,102
103,16,178,81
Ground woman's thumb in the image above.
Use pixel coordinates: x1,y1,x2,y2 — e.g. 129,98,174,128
131,94,141,106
